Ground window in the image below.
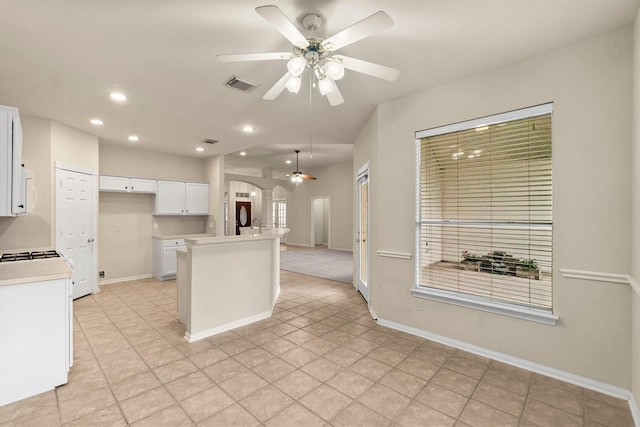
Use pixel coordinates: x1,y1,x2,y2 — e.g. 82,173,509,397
273,200,287,228
414,104,556,324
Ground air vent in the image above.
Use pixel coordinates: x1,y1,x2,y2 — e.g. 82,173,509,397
203,139,218,145
225,75,259,92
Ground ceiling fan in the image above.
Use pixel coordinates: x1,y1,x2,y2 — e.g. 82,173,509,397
217,5,400,106
290,150,316,183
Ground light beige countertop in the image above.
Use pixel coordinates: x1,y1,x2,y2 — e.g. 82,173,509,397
152,233,215,240
185,228,289,246
0,258,73,287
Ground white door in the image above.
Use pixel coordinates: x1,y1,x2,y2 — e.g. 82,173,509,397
314,198,324,245
357,166,370,303
56,165,97,299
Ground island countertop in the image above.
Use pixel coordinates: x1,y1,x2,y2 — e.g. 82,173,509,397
184,228,289,246
152,233,215,240
0,258,73,287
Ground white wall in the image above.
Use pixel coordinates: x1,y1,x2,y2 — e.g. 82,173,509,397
358,26,633,388
631,6,640,412
286,161,353,250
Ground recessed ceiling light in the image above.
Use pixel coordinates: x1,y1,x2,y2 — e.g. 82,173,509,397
240,152,246,156
90,119,103,125
196,147,204,152
110,92,127,102
286,160,292,164
241,125,254,132
128,135,139,142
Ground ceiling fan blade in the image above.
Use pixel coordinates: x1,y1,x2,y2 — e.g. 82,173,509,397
322,11,393,51
300,174,317,180
263,72,291,100
333,55,399,81
325,79,344,106
217,52,293,63
255,5,310,49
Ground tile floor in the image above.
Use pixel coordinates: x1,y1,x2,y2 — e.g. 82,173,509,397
0,271,634,426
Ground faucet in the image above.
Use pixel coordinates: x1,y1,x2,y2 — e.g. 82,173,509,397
251,218,262,234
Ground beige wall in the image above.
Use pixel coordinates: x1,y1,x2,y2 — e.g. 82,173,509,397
98,144,207,281
359,26,633,388
204,154,225,236
631,6,640,410
51,121,99,171
286,161,353,250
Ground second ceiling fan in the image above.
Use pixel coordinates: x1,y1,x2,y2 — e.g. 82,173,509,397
217,5,400,106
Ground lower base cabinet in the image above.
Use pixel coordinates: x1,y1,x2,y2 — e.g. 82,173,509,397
153,239,186,280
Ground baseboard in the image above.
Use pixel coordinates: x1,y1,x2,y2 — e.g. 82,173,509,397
630,393,640,427
99,274,152,286
185,311,272,343
328,246,353,252
376,317,631,402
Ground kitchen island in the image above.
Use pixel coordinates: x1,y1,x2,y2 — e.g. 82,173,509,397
176,229,288,342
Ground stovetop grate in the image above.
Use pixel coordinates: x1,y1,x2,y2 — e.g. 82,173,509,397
0,250,61,262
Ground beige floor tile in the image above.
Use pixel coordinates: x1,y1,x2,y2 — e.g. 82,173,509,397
379,368,428,398
330,401,392,427
358,383,411,420
234,346,274,368
202,357,248,383
459,400,519,427
278,346,319,367
431,368,479,397
130,404,193,426
239,384,294,422
264,402,325,427
300,357,343,382
444,354,489,380
584,388,629,410
214,336,256,356
323,346,364,367
585,396,635,426
199,402,260,427
394,400,456,427
482,362,532,395
326,370,375,399
368,346,408,367
173,337,214,357
350,356,394,381
285,315,316,328
119,386,175,424
188,346,229,369
522,398,583,427
299,384,353,421
341,336,381,355
396,356,439,381
1,393,61,427
58,384,116,424
528,381,583,416
153,357,199,383
472,381,526,417
66,404,126,427
301,337,340,355
410,346,452,367
266,322,299,336
274,369,322,400
259,336,299,356
302,321,336,336
110,371,161,402
219,370,269,400
166,371,214,401
415,383,468,418
251,357,297,382
179,385,235,423
283,329,318,345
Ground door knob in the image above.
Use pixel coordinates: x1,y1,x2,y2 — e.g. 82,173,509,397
88,238,95,243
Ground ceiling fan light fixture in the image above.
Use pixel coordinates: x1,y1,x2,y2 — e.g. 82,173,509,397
325,60,344,80
318,77,335,95
291,175,303,183
285,75,301,93
287,56,306,77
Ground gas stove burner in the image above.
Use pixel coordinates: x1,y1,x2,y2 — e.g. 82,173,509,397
0,250,62,262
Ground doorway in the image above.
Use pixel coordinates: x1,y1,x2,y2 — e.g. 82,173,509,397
311,197,329,247
235,201,252,235
356,165,370,303
55,162,98,299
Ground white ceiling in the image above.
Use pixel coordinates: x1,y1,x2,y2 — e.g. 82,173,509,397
0,1,637,175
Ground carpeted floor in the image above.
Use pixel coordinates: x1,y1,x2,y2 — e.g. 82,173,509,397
280,248,353,284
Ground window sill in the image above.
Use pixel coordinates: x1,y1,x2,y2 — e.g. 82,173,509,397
411,287,558,326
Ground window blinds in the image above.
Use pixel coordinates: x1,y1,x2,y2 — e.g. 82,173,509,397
417,105,553,310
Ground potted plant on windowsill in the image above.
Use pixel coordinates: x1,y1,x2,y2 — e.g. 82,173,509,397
516,258,540,280
460,251,483,272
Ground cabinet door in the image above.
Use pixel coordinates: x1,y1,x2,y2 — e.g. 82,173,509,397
130,178,156,194
162,246,179,276
155,181,185,214
99,176,128,192
185,182,208,215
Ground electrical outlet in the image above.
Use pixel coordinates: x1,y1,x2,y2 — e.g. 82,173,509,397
209,222,214,229
416,299,424,311
153,223,158,230
115,223,121,232
99,270,105,279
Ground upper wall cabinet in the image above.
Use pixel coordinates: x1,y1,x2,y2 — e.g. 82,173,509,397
99,175,157,194
154,181,208,216
0,105,26,216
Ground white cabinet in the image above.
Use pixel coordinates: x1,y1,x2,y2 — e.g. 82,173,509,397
99,175,157,193
153,238,185,280
0,105,26,216
0,277,73,406
154,180,208,215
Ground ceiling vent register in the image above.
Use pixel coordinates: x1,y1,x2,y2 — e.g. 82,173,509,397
224,75,259,92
